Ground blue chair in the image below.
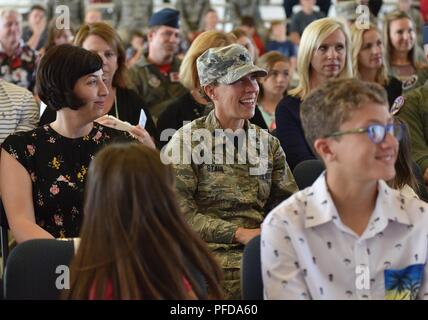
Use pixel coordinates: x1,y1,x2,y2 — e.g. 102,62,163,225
241,235,262,300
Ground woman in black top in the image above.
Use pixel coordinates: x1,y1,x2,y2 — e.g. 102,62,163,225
350,23,402,108
39,22,157,140
0,45,154,243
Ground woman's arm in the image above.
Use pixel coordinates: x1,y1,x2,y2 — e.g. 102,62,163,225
0,149,53,243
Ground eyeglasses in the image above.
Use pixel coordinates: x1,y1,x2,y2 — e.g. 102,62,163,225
325,123,404,144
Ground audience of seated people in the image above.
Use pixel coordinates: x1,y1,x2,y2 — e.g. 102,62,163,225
2,0,428,301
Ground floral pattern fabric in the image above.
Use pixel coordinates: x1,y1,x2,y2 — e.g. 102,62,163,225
2,123,132,238
0,41,39,91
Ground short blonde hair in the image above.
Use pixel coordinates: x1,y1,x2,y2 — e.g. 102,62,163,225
179,30,236,90
289,18,353,99
350,23,389,85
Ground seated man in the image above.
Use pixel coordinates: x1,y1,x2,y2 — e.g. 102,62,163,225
262,78,428,299
398,26,428,184
164,44,298,299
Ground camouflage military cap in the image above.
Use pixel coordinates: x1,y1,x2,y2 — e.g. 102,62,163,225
197,44,267,86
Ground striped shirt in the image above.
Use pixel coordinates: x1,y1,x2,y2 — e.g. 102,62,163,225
0,80,39,144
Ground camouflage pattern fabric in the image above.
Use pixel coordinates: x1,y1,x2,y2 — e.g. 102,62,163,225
129,54,187,122
175,0,211,33
197,44,267,86
113,0,153,34
164,110,298,299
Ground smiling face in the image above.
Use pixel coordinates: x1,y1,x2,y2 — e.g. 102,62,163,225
389,18,415,54
82,35,118,87
327,102,398,182
310,29,347,80
358,28,383,70
73,69,109,119
206,73,260,127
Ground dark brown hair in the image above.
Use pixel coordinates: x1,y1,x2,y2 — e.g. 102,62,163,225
66,143,223,299
389,117,418,191
36,44,103,111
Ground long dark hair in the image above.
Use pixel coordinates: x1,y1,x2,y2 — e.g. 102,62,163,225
66,143,223,299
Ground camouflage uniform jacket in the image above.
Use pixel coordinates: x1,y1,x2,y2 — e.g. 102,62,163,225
165,110,298,269
129,54,187,122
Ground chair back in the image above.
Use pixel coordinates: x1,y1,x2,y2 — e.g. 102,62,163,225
241,235,262,300
0,201,9,273
3,239,76,299
293,159,325,190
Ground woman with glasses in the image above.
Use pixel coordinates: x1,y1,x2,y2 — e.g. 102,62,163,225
261,78,428,300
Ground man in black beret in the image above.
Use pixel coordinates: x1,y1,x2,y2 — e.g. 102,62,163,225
129,8,187,122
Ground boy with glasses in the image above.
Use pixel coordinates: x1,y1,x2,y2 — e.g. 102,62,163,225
261,78,428,299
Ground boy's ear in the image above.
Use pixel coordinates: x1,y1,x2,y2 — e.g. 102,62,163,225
314,138,336,162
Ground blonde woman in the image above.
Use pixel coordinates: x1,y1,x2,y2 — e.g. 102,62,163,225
275,17,353,170
383,11,428,91
350,23,402,108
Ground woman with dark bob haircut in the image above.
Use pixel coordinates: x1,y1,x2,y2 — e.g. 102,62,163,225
66,143,223,299
0,44,154,243
39,22,157,141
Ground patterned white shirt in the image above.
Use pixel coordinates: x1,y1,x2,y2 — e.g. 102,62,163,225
0,80,39,144
262,173,428,300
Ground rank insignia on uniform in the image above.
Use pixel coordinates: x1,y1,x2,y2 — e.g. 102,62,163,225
170,72,180,82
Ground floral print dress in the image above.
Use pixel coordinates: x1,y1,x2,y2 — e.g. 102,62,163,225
2,123,132,238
